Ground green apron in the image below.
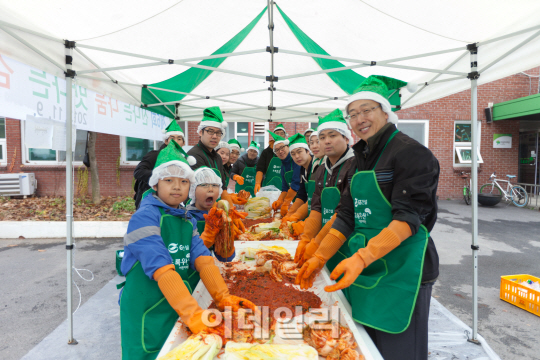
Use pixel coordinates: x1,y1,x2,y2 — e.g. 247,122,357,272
262,156,282,187
199,144,222,178
283,161,294,189
119,208,200,360
327,130,428,334
320,163,344,225
306,158,323,215
142,188,155,201
235,166,256,197
197,220,206,235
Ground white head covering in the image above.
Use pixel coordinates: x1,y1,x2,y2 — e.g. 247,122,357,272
189,167,223,201
215,141,230,152
149,161,194,187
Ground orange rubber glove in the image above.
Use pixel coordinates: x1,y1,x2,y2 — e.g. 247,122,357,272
201,207,224,248
325,221,412,292
196,256,260,316
254,171,264,194
291,221,304,237
154,265,211,334
282,199,304,223
220,190,233,206
272,191,287,212
296,228,348,289
294,211,322,263
280,188,297,216
229,194,248,205
283,202,309,224
233,175,244,185
300,213,337,266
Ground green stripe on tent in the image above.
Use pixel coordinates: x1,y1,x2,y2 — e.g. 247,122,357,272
276,4,365,95
276,5,401,111
141,6,268,118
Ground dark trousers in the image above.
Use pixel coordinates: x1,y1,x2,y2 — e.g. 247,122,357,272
365,282,434,360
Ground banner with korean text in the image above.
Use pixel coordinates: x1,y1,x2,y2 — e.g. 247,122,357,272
0,54,170,141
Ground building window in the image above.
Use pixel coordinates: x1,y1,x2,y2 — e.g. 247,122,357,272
120,137,161,165
222,122,268,151
21,121,87,165
454,121,483,167
397,120,429,147
0,118,6,164
310,122,319,131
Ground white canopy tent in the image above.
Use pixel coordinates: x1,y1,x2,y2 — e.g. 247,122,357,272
1,0,540,348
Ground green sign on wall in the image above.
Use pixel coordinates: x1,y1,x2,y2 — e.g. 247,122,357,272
493,134,512,148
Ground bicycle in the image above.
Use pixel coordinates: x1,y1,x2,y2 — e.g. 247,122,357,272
461,171,472,205
479,172,529,207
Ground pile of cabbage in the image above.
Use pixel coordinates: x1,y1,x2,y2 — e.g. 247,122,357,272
244,197,272,219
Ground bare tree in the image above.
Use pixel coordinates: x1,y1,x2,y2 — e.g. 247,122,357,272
87,131,101,205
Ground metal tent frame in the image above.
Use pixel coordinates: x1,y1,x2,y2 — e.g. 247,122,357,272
1,2,540,346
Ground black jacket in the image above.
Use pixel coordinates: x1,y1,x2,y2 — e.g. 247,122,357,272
255,146,275,176
133,143,166,209
231,153,259,178
187,140,228,191
332,124,440,283
296,156,313,203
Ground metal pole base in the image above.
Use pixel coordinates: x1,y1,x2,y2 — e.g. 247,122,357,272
467,338,481,345
68,338,78,345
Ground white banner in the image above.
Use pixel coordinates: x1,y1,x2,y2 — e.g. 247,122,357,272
0,54,170,141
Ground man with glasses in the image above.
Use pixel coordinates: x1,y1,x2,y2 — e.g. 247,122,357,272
133,119,186,209
296,75,439,360
254,124,288,193
268,130,301,216
187,106,246,206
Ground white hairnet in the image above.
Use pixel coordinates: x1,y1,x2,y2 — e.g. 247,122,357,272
215,141,230,152
189,167,223,200
148,161,194,187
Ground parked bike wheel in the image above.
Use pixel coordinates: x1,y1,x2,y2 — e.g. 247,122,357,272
463,187,471,205
511,186,528,207
479,183,502,196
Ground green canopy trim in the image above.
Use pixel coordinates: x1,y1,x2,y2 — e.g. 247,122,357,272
141,6,268,117
276,5,401,111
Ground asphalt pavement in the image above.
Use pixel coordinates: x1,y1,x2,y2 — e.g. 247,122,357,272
0,237,123,360
431,200,540,360
1,199,539,359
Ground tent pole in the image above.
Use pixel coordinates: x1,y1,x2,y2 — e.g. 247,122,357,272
65,41,77,345
468,43,480,345
0,19,64,43
77,61,167,75
478,23,540,46
267,0,276,121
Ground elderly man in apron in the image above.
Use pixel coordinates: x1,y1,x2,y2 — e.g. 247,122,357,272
296,75,440,360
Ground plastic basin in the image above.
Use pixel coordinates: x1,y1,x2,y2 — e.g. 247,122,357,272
478,193,502,206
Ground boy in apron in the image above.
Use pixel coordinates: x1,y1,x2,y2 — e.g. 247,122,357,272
186,167,236,262
119,140,257,360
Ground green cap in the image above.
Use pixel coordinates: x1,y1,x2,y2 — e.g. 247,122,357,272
267,129,288,148
288,133,310,152
162,119,185,141
247,141,261,154
317,109,350,136
273,123,287,135
149,139,195,186
198,106,228,136
228,139,244,152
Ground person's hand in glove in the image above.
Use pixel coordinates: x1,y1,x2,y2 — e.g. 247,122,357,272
293,211,322,263
196,256,261,318
201,207,225,248
291,221,304,237
272,191,287,211
324,220,411,292
324,253,365,293
254,171,263,194
299,213,337,266
154,265,215,334
295,254,324,290
294,238,310,263
229,194,248,205
232,175,244,185
280,189,297,216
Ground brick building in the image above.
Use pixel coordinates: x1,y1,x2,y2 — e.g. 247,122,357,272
1,67,539,199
